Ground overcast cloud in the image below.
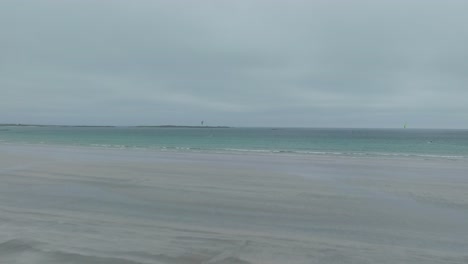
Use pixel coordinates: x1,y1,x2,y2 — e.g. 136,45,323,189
1,0,467,128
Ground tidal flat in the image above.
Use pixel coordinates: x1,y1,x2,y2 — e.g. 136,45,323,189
1,144,467,264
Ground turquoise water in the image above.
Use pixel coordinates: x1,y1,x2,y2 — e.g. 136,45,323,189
1,126,468,158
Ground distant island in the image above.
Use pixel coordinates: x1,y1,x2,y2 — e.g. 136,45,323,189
0,124,115,127
0,124,230,128
137,125,230,128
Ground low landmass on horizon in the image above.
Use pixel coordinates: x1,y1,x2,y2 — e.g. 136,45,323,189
0,124,230,128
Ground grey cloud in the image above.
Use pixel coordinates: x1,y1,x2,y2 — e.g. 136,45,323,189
1,0,467,127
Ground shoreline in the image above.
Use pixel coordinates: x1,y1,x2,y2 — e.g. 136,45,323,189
1,141,467,162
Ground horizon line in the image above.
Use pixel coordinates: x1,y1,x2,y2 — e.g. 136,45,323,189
1,123,466,130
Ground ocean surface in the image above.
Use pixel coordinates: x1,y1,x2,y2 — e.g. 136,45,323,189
1,126,468,159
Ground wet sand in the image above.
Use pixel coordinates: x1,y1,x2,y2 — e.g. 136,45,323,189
1,144,468,263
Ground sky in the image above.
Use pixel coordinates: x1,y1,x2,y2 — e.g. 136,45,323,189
1,0,467,128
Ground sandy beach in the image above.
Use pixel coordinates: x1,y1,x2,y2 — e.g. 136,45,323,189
1,144,467,264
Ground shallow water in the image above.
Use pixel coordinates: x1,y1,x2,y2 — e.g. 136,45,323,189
1,127,468,159
1,145,467,263
0,145,468,264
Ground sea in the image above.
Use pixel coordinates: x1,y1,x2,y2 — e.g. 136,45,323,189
1,126,468,159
